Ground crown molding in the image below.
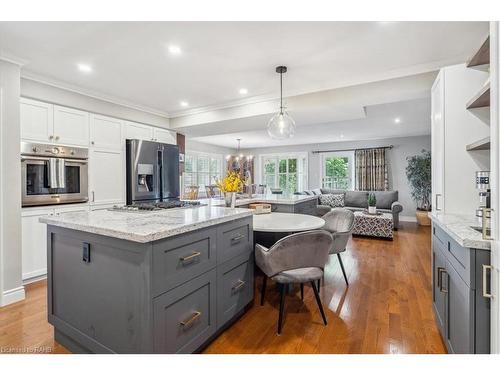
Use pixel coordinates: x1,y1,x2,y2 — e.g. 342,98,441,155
0,52,29,66
21,72,170,118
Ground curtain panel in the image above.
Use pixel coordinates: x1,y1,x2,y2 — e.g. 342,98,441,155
355,148,389,191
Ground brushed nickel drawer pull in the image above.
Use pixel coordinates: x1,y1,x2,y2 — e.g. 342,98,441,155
438,268,448,293
232,279,246,292
180,311,201,327
437,266,444,289
483,264,492,299
231,234,245,243
180,251,201,262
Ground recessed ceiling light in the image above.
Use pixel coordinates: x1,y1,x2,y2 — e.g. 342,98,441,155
180,101,189,107
77,63,92,73
168,45,182,55
239,88,248,95
394,117,401,124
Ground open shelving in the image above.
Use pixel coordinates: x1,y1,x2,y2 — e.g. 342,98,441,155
466,81,490,109
466,136,490,151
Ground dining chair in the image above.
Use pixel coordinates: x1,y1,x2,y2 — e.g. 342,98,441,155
255,230,333,334
255,184,266,194
205,184,220,198
321,208,355,285
184,185,199,200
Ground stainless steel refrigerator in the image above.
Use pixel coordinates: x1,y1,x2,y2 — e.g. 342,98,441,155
126,139,180,204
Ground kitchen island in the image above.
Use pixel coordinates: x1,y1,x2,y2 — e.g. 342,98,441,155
40,206,254,354
199,193,319,215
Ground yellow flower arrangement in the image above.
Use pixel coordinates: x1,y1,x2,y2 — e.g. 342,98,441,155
216,171,244,193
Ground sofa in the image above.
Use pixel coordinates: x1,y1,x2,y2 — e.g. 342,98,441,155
297,188,403,229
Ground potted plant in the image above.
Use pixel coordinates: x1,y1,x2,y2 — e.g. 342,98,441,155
367,193,377,214
216,171,244,208
406,149,432,226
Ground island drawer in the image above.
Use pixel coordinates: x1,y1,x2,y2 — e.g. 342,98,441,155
217,251,254,328
152,228,217,296
153,269,217,354
217,217,253,263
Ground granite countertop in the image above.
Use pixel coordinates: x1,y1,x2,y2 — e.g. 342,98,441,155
39,206,253,243
198,193,318,207
429,212,491,250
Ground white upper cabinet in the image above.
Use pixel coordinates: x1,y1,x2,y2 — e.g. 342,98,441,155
89,150,125,206
153,127,176,145
20,98,53,142
53,105,89,147
125,121,154,141
431,70,445,213
90,114,123,151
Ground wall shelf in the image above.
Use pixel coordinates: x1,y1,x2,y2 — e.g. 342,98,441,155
466,81,490,109
467,36,490,68
466,137,490,151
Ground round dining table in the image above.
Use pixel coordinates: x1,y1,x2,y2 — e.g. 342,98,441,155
252,212,325,233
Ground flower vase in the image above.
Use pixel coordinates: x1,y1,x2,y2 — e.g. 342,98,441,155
225,192,236,208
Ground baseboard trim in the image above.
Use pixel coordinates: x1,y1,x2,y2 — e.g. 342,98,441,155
400,215,417,223
2,286,26,306
23,271,47,285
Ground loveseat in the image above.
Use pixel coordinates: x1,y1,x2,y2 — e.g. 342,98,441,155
297,188,403,229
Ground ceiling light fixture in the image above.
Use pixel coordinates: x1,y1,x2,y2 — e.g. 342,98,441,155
180,101,189,107
168,45,182,55
267,66,295,140
77,63,92,73
394,117,401,124
239,88,248,95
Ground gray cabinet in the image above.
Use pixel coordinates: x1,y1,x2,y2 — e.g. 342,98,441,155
431,223,491,354
47,216,254,354
153,269,217,354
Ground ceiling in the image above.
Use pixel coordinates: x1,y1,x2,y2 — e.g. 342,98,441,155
0,21,488,148
0,21,488,115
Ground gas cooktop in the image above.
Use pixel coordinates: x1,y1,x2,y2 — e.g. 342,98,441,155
109,200,205,212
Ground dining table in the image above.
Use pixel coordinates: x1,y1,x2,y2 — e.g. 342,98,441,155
252,212,325,248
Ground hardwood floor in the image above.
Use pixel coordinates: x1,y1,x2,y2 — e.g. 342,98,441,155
0,222,446,354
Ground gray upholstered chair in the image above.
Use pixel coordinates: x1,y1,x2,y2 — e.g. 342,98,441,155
321,208,355,285
255,230,333,334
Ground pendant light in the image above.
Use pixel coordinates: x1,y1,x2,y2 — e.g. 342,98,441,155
267,66,296,139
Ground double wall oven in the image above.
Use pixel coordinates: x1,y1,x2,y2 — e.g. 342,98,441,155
21,142,89,207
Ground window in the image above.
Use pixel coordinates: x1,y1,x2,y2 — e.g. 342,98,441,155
184,152,223,194
320,151,355,190
260,153,307,194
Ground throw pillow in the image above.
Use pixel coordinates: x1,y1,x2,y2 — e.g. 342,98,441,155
319,193,345,208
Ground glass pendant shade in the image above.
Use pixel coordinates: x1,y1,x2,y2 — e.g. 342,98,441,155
267,111,296,140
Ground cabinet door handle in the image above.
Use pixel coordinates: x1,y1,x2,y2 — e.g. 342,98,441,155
179,311,201,327
232,279,246,292
180,251,201,262
49,135,54,140
91,191,95,202
435,194,442,211
231,233,245,244
55,135,60,141
437,266,444,289
483,264,493,299
438,268,448,293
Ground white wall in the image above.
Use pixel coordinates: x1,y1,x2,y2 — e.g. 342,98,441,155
21,78,170,129
243,135,431,220
185,138,235,156
0,59,24,306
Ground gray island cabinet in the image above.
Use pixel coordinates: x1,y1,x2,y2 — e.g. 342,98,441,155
430,213,491,354
42,207,254,353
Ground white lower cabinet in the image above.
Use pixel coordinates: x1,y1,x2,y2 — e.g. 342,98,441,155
89,149,125,206
22,204,89,283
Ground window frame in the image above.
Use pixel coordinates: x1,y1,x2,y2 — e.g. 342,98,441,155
184,151,224,193
319,151,355,190
258,152,308,193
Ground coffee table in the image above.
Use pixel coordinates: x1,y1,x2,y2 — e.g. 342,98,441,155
353,211,393,239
